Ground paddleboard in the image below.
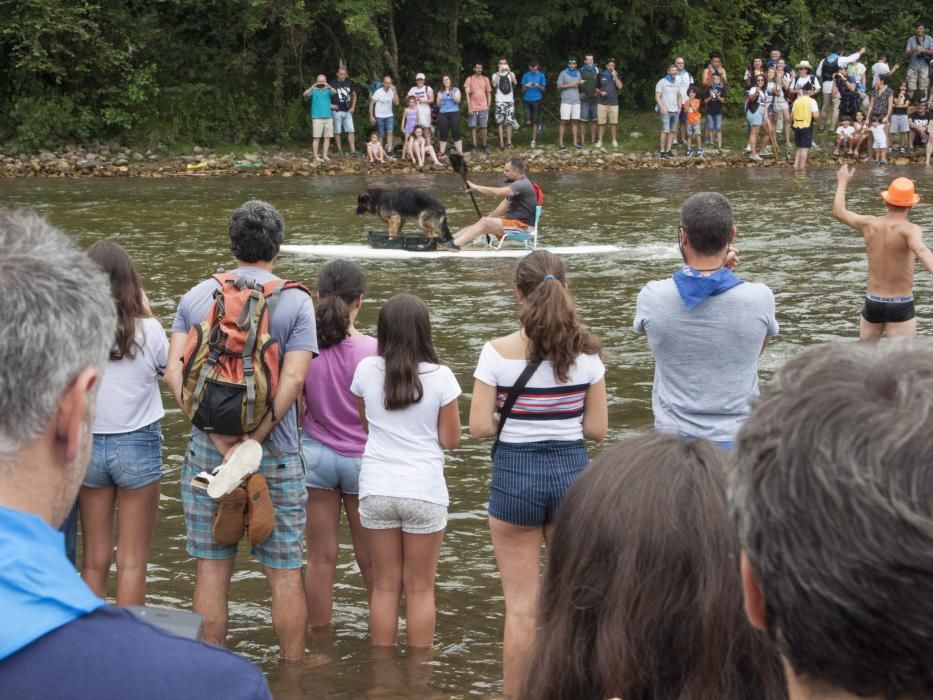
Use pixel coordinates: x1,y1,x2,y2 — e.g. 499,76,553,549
281,244,621,260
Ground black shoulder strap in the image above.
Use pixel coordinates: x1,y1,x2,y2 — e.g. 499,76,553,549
491,360,543,458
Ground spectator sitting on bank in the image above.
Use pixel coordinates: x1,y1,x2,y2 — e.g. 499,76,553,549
520,435,785,700
579,54,600,146
835,116,855,155
366,132,386,163
850,111,869,158
731,342,933,700
557,57,584,150
0,209,272,700
595,58,623,149
655,63,682,159
908,101,930,151
409,125,442,169
520,61,547,148
303,74,336,163
704,71,727,150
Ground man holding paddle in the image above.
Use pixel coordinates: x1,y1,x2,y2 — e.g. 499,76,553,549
449,156,537,249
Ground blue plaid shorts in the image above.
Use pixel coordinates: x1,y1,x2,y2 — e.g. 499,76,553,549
181,433,307,569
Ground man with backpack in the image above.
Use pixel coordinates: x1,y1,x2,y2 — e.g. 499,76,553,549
817,44,866,130
165,201,316,661
492,59,517,148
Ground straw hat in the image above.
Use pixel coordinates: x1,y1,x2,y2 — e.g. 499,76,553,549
881,178,921,207
796,60,813,71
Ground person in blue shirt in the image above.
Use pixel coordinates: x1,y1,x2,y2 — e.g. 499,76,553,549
520,62,547,148
0,209,271,700
303,74,337,162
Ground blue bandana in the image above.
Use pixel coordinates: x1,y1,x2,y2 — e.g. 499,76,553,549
0,506,104,660
672,266,744,310
564,68,580,79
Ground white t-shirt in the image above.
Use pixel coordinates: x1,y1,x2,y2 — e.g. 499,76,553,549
655,78,682,113
836,125,855,138
674,70,693,100
869,124,887,148
871,61,891,86
493,72,516,104
351,357,461,506
93,317,168,434
371,88,396,119
473,343,605,443
407,85,434,124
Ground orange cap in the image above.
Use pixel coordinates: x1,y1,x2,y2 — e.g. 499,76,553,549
881,178,920,207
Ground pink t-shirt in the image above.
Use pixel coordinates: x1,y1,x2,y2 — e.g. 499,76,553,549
302,335,378,457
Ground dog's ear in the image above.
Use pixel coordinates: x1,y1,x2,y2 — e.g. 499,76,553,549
356,191,370,213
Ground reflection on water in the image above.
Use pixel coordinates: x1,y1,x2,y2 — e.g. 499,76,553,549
2,165,932,697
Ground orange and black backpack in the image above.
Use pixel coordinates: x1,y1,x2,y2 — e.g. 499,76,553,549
181,273,312,435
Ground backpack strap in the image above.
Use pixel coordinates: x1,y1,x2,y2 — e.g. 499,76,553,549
490,359,543,459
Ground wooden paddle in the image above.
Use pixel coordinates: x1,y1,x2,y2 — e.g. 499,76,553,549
448,152,488,244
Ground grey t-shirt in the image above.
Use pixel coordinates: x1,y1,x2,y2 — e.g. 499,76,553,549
907,35,933,71
171,266,318,454
633,277,778,442
557,69,582,105
504,176,537,226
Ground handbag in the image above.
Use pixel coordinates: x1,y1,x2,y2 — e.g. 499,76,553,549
490,360,542,459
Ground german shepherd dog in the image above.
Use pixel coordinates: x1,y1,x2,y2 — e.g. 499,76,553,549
356,188,454,242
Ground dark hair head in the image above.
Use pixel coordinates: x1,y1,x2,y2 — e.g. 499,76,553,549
514,251,602,382
878,73,890,86
681,192,734,255
507,156,525,175
228,200,285,263
376,293,439,410
86,240,149,360
709,50,723,60
731,342,933,697
522,434,785,700
315,259,366,350
833,42,844,53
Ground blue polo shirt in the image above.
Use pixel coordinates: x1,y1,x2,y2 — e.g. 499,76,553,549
520,71,547,102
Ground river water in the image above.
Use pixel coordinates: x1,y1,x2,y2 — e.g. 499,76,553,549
3,165,932,698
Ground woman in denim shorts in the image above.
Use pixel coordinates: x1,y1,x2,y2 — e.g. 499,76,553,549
468,250,608,696
78,241,167,606
300,260,377,631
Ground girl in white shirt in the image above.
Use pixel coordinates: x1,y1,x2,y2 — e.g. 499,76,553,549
468,250,608,696
351,293,461,648
79,241,167,606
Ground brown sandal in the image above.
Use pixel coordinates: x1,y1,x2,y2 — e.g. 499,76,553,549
212,487,247,545
244,473,274,546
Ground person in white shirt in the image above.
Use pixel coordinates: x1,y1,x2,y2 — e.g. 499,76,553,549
369,75,400,152
76,241,167,607
351,293,460,648
816,44,866,129
406,72,434,130
468,250,607,696
835,117,856,154
870,53,900,87
655,64,683,157
674,56,693,146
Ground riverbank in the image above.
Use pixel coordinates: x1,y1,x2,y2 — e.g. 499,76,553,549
1,142,928,179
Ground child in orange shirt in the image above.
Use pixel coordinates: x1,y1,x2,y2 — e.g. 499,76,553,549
685,85,703,156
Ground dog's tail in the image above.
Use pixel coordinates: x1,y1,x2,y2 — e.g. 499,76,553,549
441,215,452,240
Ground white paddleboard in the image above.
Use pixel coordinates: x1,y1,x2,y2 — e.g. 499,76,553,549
281,244,621,260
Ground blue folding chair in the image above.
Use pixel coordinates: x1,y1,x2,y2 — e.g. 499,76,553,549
495,205,541,250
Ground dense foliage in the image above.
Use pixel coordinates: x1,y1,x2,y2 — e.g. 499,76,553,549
0,0,927,149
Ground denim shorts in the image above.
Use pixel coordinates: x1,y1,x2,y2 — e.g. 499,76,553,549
660,112,678,133
467,110,489,128
746,108,764,127
488,440,589,527
580,101,598,122
333,110,355,134
359,495,447,534
301,435,362,494
84,420,163,490
687,123,701,136
706,113,723,132
375,116,394,136
181,433,307,569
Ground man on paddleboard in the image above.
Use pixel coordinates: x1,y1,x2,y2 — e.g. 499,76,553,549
451,157,537,249
832,165,933,341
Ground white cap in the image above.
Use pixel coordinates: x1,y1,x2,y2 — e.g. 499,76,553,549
415,72,426,80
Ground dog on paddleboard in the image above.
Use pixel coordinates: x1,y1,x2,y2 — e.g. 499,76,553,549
356,188,454,242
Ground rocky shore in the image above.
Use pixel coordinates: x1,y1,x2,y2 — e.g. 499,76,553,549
0,142,927,178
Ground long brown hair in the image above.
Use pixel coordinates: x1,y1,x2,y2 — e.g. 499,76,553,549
521,435,786,700
86,240,149,360
376,294,439,410
515,250,601,382
316,259,365,350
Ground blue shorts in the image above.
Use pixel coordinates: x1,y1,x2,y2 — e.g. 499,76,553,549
579,101,598,122
84,421,163,490
333,111,355,134
488,440,589,527
706,113,723,132
660,112,678,133
301,435,362,494
181,434,307,569
746,108,764,127
375,116,394,136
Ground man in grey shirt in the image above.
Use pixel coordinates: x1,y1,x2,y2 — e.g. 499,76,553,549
451,157,538,248
634,192,778,447
557,57,584,150
906,22,933,102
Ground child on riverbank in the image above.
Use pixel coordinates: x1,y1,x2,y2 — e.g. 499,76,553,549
367,132,386,162
401,96,419,161
351,294,461,648
835,117,855,155
685,85,703,156
704,73,727,150
850,111,869,158
869,117,888,163
410,125,442,168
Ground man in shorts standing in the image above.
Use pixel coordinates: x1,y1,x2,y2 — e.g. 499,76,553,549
579,54,599,146
833,165,933,341
906,22,933,102
596,58,622,148
303,74,336,162
369,75,399,153
673,57,693,146
557,57,583,151
492,59,517,149
520,61,547,148
791,72,820,171
465,63,492,151
165,201,317,661
655,64,682,158
331,67,358,156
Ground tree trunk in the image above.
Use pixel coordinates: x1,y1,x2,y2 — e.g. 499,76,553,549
383,0,399,79
448,0,460,82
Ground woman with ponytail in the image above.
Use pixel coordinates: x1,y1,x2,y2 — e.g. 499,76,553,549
469,250,607,696
301,259,376,632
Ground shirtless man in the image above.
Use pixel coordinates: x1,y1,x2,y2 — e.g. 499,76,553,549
832,164,932,341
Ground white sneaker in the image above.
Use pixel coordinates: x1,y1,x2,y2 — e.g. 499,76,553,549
530,140,536,148
612,140,619,148
594,140,602,148
206,440,263,499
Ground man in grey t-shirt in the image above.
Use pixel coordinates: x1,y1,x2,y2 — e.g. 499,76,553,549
633,192,778,447
451,157,538,248
165,201,317,662
906,22,933,101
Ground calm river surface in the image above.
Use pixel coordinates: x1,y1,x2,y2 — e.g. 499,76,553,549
3,165,932,698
